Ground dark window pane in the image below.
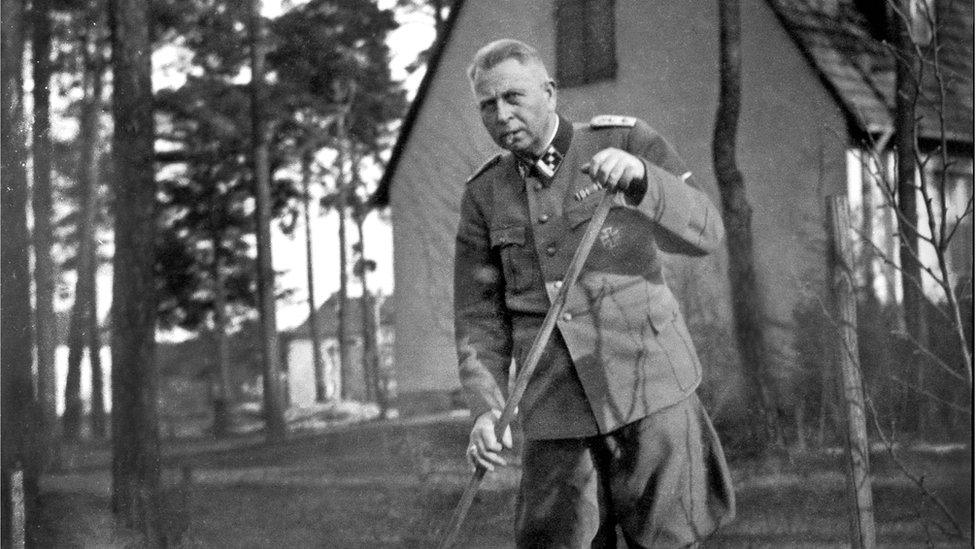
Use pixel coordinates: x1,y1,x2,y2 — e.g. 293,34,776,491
555,0,617,87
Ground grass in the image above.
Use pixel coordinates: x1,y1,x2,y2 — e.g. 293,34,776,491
34,411,973,548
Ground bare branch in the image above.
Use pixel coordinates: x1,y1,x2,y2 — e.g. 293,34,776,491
893,329,968,383
859,156,938,250
817,282,966,394
917,177,944,250
865,396,969,540
855,226,953,306
944,200,974,245
861,177,948,293
925,4,975,382
888,374,970,414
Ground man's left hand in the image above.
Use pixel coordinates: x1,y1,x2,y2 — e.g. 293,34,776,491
581,148,645,192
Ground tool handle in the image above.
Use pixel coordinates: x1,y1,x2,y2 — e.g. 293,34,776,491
439,189,616,549
437,466,486,549
494,189,614,438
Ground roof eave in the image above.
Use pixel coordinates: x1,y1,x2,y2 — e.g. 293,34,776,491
762,0,876,140
368,1,468,209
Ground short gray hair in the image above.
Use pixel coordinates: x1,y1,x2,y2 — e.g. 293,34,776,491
467,39,548,82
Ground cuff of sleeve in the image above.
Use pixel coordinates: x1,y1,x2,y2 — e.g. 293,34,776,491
467,401,493,421
633,158,662,209
624,170,649,205
463,387,505,421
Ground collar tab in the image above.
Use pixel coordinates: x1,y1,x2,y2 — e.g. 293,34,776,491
518,114,573,185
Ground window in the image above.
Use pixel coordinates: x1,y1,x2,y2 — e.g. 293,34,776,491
847,147,974,303
554,0,617,88
852,0,935,44
910,0,936,45
925,153,973,284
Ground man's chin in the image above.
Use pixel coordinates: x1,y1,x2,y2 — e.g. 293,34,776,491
497,137,532,155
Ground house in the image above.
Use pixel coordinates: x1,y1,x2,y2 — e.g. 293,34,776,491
284,292,395,406
371,0,973,415
768,0,973,299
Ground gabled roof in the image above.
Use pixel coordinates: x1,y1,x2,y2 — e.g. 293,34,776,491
369,0,468,208
766,0,974,145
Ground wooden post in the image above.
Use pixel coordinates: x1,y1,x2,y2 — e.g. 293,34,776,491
826,195,876,549
11,467,25,549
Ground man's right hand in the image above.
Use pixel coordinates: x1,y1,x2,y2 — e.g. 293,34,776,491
466,410,513,471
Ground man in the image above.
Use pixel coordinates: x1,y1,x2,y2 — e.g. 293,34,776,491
454,39,735,547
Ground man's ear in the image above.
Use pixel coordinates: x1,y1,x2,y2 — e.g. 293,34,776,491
544,79,557,108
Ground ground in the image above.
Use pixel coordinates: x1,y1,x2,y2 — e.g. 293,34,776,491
34,407,973,548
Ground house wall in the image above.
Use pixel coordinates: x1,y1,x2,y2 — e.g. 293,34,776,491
286,339,333,406
286,327,396,406
554,0,850,392
389,1,553,397
285,337,369,403
388,0,849,405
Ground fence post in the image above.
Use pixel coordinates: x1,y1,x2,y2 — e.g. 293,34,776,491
826,195,876,549
11,466,25,549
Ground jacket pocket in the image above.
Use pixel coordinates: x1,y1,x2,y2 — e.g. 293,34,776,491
490,225,530,293
564,197,600,229
647,310,702,392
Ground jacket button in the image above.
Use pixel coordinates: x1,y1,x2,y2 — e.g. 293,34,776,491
561,313,572,321
538,214,549,223
533,183,543,191
546,246,556,256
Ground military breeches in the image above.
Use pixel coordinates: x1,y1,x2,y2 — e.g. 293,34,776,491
514,394,735,548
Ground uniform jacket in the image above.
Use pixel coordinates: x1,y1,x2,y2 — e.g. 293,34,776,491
454,115,724,440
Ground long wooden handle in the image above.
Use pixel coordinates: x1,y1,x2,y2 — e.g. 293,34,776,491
438,189,616,549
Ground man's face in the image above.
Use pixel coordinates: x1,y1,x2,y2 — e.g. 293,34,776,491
472,58,556,156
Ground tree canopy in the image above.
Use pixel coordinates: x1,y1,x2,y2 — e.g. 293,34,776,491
154,0,405,333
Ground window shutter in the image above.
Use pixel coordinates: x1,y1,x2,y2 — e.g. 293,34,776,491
555,0,617,87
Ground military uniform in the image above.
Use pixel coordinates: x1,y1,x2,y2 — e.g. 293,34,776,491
454,115,735,547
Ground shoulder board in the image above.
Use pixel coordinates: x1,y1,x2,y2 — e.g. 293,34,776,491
589,115,637,129
466,154,503,183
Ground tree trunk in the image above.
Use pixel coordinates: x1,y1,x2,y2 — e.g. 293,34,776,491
2,0,40,544
88,261,107,439
858,153,893,426
882,192,901,313
432,0,444,34
859,157,876,299
355,213,376,402
63,286,89,439
712,0,780,445
301,149,328,402
893,0,930,436
248,0,287,440
337,186,351,399
87,36,107,440
107,0,163,541
354,203,386,415
210,247,232,437
30,0,60,458
336,115,352,401
210,198,233,437
63,23,105,440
